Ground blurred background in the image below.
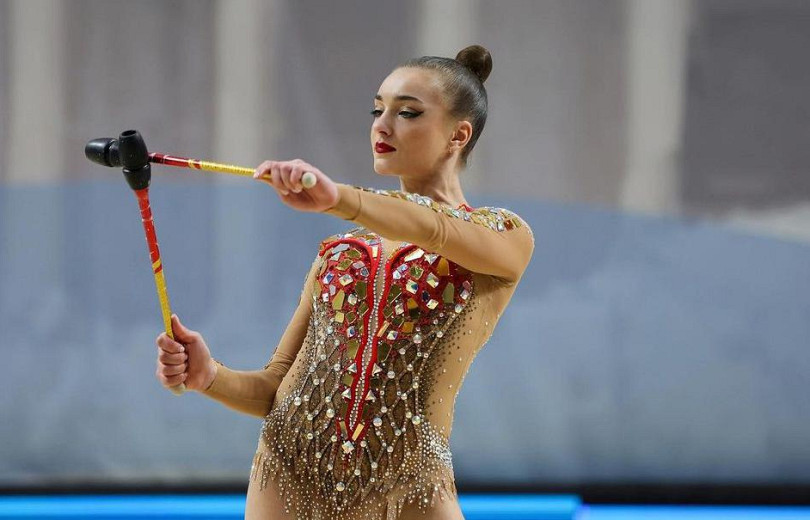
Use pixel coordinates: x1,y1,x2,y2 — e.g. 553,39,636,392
1,0,809,508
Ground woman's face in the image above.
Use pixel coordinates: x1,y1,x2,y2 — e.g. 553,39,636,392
370,67,460,178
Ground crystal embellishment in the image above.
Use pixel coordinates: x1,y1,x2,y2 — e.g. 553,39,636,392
250,211,530,518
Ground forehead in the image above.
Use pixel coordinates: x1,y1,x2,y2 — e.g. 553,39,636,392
376,67,444,106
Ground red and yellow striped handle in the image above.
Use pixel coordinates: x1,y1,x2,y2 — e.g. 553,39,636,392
148,152,317,187
135,188,185,396
150,153,254,177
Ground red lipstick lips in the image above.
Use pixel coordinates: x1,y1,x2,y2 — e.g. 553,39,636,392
375,142,396,153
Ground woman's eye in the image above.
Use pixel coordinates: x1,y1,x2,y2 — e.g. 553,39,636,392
370,109,421,118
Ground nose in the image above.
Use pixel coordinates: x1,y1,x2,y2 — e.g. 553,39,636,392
371,111,391,137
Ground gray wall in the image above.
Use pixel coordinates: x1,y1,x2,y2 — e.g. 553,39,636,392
683,0,810,213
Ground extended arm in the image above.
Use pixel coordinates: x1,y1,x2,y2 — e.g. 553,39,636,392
199,254,320,417
323,183,535,284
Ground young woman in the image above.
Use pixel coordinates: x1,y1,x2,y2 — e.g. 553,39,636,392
156,44,534,520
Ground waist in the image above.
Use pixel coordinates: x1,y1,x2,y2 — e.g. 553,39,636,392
261,391,454,475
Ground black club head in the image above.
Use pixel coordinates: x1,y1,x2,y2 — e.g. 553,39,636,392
118,130,151,191
85,137,121,168
85,130,152,191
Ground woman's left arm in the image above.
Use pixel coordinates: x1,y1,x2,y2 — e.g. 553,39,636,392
253,161,534,284
323,182,535,284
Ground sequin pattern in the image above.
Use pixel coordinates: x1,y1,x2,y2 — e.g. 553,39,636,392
350,185,531,238
248,189,531,520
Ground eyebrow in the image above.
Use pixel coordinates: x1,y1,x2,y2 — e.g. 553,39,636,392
375,94,423,103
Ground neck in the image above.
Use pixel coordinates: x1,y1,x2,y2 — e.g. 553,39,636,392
398,165,468,208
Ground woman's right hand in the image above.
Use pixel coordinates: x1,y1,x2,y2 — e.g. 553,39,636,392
155,314,217,392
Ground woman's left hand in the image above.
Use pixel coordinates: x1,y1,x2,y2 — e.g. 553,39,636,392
253,159,339,213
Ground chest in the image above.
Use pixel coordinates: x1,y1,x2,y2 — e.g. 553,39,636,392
309,228,474,442
315,229,473,358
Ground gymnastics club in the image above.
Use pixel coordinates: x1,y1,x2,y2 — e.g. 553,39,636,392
85,136,317,187
85,130,317,396
86,130,186,395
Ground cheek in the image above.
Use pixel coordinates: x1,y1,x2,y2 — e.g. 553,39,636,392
423,128,448,155
406,123,443,150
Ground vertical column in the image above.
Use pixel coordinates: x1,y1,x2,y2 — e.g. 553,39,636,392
211,0,283,321
415,0,484,190
214,0,273,166
0,1,7,177
415,0,478,57
6,0,65,183
620,0,692,214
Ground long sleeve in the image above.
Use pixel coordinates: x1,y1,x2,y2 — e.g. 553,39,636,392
199,253,320,417
322,183,535,284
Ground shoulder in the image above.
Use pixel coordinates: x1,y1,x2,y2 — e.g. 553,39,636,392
471,206,532,235
475,206,535,268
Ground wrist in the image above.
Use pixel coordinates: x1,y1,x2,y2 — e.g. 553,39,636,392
323,183,361,220
202,357,219,392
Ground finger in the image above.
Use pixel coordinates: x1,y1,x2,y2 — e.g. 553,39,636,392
158,360,188,376
157,335,184,354
271,164,289,196
159,372,187,387
279,162,296,193
289,163,308,193
158,346,188,365
253,162,266,179
253,160,273,180
171,314,199,343
157,333,185,354
280,162,299,192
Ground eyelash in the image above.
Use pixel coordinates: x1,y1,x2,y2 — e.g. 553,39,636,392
370,109,421,119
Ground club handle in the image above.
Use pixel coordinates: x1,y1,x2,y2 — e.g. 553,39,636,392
135,188,187,397
302,171,317,188
148,153,319,189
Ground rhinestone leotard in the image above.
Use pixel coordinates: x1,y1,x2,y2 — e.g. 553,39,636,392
201,182,535,520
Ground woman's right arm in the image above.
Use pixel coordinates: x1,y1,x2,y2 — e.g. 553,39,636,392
199,253,321,417
169,252,321,418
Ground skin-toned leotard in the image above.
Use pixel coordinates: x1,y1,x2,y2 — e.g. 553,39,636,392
200,182,535,520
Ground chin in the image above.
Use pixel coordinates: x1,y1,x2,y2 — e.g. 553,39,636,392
372,158,399,176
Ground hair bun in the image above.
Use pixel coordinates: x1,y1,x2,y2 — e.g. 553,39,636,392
455,45,492,84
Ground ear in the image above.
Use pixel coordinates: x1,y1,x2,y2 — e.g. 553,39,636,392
448,120,473,153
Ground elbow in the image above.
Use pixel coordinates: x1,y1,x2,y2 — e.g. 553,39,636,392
243,393,277,419
256,402,274,418
502,228,534,283
498,246,533,285
495,265,522,285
